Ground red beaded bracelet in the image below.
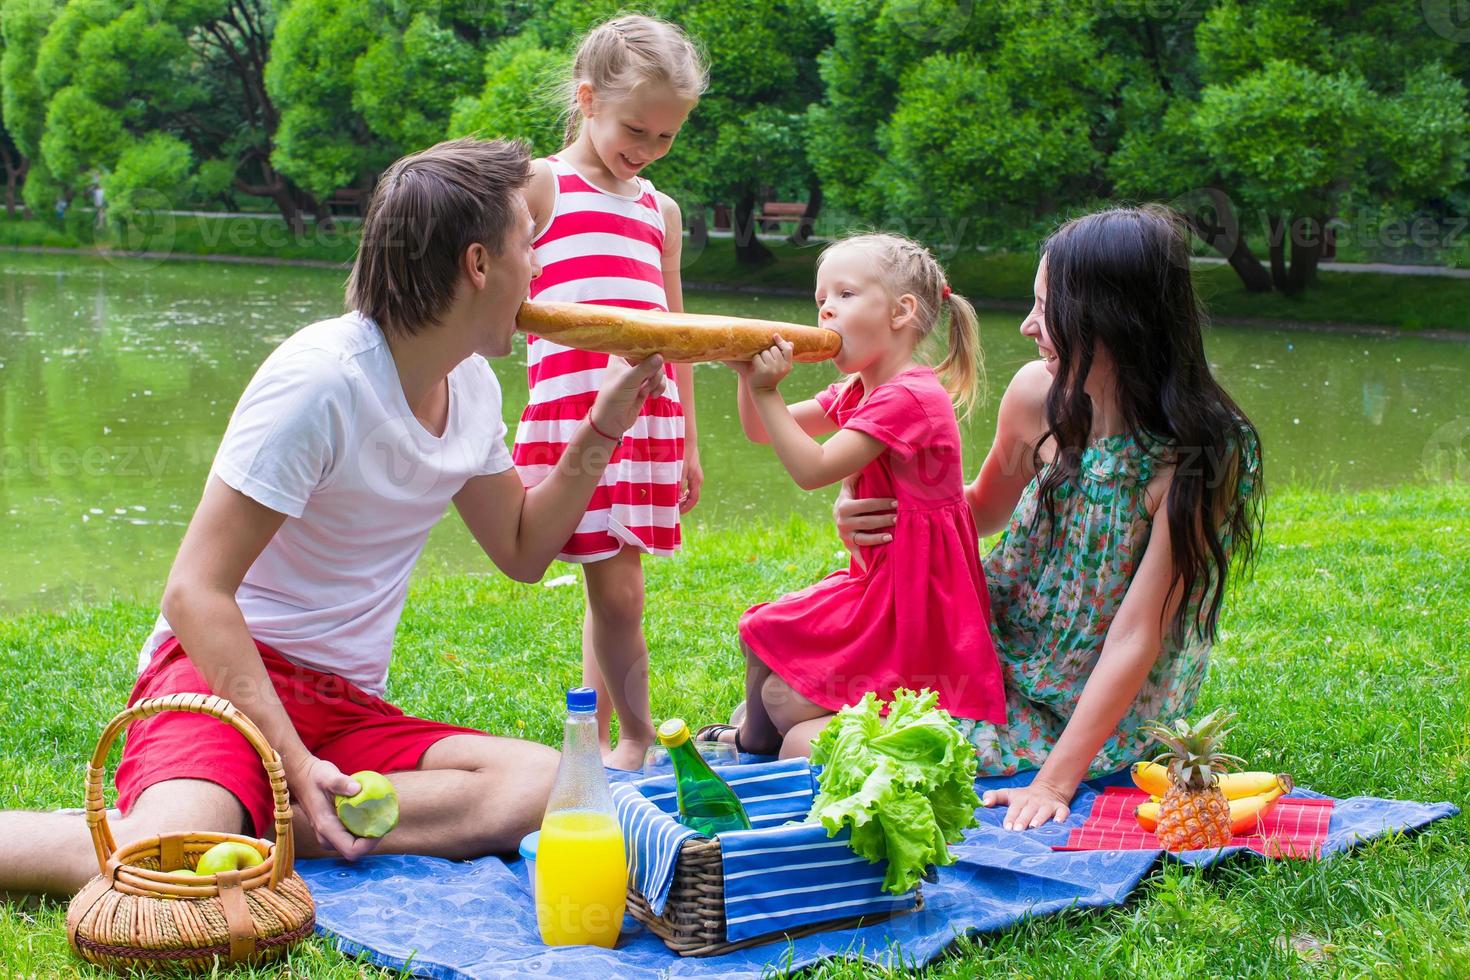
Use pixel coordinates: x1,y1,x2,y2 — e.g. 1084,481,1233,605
586,415,621,443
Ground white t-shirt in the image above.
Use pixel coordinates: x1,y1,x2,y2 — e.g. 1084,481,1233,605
138,311,515,695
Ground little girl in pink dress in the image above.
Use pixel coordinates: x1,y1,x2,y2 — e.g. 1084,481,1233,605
709,233,1006,758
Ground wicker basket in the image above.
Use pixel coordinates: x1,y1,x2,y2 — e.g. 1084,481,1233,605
626,836,923,957
65,694,316,971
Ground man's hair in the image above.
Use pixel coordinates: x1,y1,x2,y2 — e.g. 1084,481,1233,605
346,137,533,337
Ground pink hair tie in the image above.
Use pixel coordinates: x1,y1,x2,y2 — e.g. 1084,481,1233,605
941,284,952,300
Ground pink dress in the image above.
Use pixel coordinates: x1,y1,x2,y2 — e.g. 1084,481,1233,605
739,367,1006,723
511,156,684,563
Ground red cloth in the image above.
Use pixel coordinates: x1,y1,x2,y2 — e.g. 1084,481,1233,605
1055,787,1334,859
115,638,486,837
739,367,1005,721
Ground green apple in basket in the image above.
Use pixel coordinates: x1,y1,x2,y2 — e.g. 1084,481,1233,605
195,841,265,875
335,770,400,838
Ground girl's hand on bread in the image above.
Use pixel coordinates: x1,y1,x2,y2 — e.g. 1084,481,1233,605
748,337,794,392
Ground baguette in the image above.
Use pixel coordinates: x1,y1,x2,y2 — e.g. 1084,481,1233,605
516,300,841,363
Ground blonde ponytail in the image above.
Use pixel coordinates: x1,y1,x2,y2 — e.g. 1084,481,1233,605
936,289,983,418
819,232,985,418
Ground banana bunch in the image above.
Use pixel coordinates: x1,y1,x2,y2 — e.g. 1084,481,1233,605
1131,762,1295,837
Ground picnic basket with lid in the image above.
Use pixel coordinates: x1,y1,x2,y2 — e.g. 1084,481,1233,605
625,835,924,956
616,759,924,957
65,693,316,971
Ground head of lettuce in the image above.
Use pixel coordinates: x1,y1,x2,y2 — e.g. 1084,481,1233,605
807,689,982,894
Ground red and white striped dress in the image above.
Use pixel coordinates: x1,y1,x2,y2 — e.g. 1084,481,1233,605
512,156,685,563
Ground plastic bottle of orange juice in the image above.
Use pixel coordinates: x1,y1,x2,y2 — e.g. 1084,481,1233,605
535,687,628,948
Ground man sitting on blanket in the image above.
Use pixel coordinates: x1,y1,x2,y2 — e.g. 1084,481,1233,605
0,137,668,897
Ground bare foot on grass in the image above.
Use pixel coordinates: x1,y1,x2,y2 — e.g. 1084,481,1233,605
603,739,651,772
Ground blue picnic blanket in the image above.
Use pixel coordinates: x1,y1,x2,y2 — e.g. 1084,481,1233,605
299,767,1458,979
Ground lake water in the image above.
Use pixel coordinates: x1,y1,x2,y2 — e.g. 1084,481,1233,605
2,250,1466,614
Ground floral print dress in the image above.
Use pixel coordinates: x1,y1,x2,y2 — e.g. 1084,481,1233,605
957,432,1259,777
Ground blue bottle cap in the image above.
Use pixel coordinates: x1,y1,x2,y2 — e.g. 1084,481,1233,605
567,687,597,713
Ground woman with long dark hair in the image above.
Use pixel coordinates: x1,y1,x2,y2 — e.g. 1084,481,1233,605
836,205,1263,829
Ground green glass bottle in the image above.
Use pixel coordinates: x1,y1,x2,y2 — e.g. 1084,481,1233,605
657,718,752,836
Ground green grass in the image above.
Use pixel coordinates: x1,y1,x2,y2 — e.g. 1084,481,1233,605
0,213,84,249
6,212,1469,332
1,484,1467,976
1191,264,1470,334
0,210,358,265
682,237,1470,334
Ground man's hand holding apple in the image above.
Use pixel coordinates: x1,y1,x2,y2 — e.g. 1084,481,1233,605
288,754,379,860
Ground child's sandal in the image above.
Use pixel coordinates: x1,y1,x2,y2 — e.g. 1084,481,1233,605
694,723,747,754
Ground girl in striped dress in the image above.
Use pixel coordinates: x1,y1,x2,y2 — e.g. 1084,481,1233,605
513,15,709,770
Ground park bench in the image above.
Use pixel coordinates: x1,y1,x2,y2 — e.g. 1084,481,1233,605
757,201,811,234
708,200,816,238
325,189,366,218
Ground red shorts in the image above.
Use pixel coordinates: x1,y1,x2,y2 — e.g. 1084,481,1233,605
115,637,486,837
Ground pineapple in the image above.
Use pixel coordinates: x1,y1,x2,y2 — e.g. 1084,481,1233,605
1141,709,1245,852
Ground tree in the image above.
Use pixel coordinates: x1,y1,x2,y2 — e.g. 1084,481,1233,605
0,124,24,215
881,6,1121,251
803,0,891,224
677,101,813,264
806,0,1122,254
505,0,829,266
448,32,567,156
671,0,828,264
30,0,137,211
266,0,396,204
807,0,1470,294
1109,0,1470,295
354,12,478,151
267,0,522,205
0,2,30,214
188,0,327,230
18,0,332,232
105,130,191,220
807,0,1015,227
1,0,58,215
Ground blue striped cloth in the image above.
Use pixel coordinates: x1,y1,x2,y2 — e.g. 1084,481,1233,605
613,759,920,941
717,823,920,942
610,783,699,916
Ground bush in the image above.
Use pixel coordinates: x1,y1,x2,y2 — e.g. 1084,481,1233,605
103,132,192,222
448,33,567,155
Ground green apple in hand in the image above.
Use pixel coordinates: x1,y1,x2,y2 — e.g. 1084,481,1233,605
334,770,400,839
195,841,265,876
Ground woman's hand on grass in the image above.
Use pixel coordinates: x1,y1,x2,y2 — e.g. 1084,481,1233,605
982,778,1074,831
289,755,379,860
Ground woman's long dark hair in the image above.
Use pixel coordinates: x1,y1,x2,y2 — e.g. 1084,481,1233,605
1033,205,1264,643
